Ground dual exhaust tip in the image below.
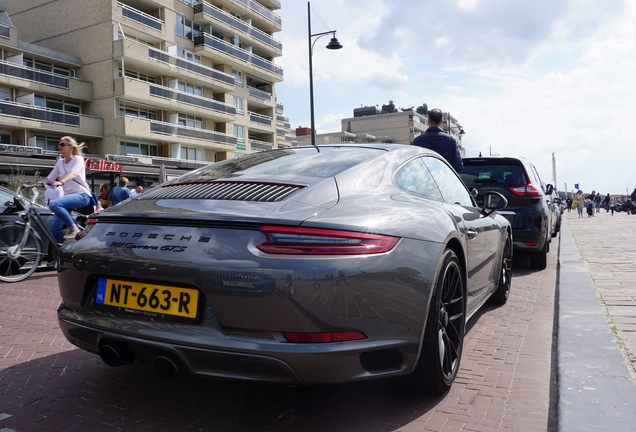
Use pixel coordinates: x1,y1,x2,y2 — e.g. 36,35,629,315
98,342,181,378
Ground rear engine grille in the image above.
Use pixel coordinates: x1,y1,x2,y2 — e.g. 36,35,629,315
139,182,305,202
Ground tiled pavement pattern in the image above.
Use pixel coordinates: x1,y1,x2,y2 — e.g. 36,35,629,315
565,209,636,378
0,251,558,431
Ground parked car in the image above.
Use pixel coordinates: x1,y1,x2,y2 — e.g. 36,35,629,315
57,144,512,394
548,187,562,237
460,156,554,269
0,185,56,275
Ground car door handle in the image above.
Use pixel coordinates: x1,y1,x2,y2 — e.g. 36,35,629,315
466,229,478,240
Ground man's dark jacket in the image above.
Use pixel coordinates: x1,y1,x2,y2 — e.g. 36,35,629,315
412,126,463,172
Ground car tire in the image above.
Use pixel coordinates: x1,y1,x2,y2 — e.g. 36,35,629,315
530,241,547,270
408,249,465,394
552,222,561,237
490,232,512,304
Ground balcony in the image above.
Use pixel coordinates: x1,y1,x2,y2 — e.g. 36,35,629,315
150,119,237,146
116,116,237,148
0,100,102,137
114,77,235,120
114,40,235,91
194,2,282,53
0,60,93,100
235,0,281,27
150,84,236,115
118,2,163,31
194,33,283,81
248,111,272,126
250,139,273,151
248,85,272,101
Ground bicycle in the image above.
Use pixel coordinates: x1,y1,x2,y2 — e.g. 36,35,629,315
0,184,72,282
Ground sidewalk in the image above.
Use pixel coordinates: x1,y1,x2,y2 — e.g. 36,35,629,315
558,209,636,431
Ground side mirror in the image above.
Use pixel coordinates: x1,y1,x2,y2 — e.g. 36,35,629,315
545,183,554,195
481,191,508,215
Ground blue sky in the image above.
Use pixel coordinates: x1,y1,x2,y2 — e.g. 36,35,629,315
274,0,636,196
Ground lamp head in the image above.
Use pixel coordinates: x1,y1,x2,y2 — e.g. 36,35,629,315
459,128,466,135
326,37,343,50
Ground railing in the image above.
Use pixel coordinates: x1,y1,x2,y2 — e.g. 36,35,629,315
148,46,235,85
150,119,237,145
149,84,236,115
0,100,79,126
248,86,272,100
248,111,272,126
0,60,69,88
195,2,282,51
194,33,283,78
0,23,9,39
235,0,281,26
118,2,163,31
149,154,209,167
250,139,273,151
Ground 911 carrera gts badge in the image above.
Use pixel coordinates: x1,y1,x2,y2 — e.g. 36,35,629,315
108,241,187,252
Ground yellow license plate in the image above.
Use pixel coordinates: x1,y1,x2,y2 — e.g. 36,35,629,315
96,278,199,320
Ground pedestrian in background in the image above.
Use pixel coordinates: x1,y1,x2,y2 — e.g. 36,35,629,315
594,192,602,213
566,197,572,212
108,177,131,206
98,183,110,208
575,190,584,218
586,199,594,218
609,197,616,215
130,186,143,198
603,193,610,212
412,108,463,172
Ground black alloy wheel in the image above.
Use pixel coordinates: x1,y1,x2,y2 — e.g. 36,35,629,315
490,232,512,304
409,249,466,394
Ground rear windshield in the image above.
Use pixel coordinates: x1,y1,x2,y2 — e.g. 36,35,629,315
175,147,386,182
460,164,527,187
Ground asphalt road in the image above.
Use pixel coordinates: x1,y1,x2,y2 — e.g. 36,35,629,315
0,241,559,431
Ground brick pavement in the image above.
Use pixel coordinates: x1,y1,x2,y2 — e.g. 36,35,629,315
0,250,558,431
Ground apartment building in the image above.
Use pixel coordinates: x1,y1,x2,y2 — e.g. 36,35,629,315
1,0,283,186
294,104,466,157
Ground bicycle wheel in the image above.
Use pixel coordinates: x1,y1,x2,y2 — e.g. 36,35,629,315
0,224,43,282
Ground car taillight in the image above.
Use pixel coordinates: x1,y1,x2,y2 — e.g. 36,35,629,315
257,225,399,255
508,184,542,197
85,217,99,226
283,331,367,343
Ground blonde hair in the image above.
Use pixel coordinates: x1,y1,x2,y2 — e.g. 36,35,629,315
60,136,87,157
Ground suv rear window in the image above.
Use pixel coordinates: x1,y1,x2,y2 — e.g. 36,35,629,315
460,164,527,187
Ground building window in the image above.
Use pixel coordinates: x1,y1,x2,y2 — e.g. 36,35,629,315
176,16,199,41
120,141,158,156
232,96,244,113
178,113,203,129
176,47,201,64
34,95,80,113
23,58,70,76
177,81,202,96
180,146,205,161
119,103,157,120
34,135,61,152
123,69,156,83
232,69,243,86
233,124,244,141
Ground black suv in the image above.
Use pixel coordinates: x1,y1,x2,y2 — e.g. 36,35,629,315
460,156,554,269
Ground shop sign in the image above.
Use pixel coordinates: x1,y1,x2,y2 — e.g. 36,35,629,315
85,158,123,172
236,143,246,150
106,154,139,163
0,144,43,155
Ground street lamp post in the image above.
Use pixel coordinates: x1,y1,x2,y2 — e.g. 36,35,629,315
308,1,342,151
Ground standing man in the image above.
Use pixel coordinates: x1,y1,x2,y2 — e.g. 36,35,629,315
130,186,143,198
108,177,131,206
412,108,463,172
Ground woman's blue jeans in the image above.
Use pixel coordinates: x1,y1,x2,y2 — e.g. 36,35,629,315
49,193,90,243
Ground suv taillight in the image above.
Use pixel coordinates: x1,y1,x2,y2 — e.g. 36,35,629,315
509,184,542,197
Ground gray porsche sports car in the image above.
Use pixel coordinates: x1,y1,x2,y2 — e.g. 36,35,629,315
57,144,512,394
